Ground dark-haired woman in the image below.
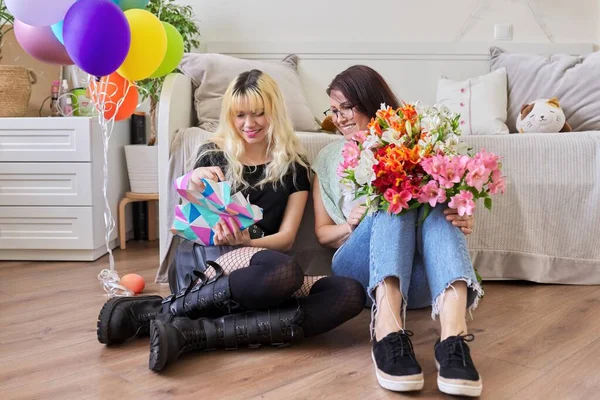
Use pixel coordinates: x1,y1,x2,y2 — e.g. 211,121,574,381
312,65,483,396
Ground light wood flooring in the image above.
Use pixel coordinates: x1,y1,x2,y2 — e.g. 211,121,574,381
1,242,599,400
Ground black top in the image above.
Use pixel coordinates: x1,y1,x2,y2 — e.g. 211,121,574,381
193,142,310,236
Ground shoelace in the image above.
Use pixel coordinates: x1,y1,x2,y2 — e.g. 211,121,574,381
388,330,416,361
442,333,475,368
181,327,208,352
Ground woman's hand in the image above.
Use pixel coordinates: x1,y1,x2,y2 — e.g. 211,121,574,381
347,205,367,231
213,217,252,246
189,166,225,191
444,208,475,235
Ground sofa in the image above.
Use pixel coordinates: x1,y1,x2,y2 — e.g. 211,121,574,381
155,48,600,285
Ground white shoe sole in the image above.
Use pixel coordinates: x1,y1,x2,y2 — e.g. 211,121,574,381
371,352,424,392
435,360,482,397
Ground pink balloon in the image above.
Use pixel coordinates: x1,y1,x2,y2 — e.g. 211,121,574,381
14,20,74,65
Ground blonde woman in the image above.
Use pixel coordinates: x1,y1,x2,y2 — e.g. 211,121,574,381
96,70,365,372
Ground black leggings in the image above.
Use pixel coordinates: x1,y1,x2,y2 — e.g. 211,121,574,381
170,246,366,337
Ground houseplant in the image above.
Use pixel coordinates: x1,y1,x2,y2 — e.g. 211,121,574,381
124,0,200,194
139,0,200,144
0,0,14,61
0,0,35,117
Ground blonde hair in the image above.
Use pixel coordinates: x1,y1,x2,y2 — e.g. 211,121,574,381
197,69,308,190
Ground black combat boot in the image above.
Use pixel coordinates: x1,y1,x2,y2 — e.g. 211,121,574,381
97,262,242,345
148,300,304,372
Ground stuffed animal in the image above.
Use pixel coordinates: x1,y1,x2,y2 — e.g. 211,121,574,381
319,115,338,133
516,97,572,133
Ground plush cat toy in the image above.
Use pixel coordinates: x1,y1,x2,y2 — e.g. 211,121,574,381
516,97,572,133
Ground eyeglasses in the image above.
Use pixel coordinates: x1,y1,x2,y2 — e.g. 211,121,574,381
323,105,355,121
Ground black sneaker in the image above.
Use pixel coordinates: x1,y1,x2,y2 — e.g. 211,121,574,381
371,330,424,391
434,334,482,397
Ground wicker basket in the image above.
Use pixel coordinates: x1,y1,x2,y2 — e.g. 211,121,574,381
0,66,36,117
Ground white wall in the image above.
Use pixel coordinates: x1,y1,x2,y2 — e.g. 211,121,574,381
181,0,598,45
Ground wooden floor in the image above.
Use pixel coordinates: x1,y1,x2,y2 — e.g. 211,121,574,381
1,242,599,400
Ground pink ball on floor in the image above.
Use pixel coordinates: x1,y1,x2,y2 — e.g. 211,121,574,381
121,273,145,294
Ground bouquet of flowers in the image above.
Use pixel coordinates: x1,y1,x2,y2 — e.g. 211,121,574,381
338,103,506,222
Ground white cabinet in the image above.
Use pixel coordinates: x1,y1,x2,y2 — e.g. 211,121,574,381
0,117,130,261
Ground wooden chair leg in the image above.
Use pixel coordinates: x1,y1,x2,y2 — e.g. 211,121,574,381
118,197,130,250
148,200,158,241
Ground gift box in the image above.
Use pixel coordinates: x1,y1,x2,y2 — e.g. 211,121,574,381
170,173,263,245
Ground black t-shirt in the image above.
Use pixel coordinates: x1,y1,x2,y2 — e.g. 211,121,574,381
193,142,310,236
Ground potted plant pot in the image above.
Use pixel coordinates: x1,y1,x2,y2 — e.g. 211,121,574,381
124,144,158,193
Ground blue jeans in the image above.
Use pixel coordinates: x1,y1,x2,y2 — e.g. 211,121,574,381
331,204,482,319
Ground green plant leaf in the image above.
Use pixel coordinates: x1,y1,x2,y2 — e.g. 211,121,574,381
138,0,201,103
417,203,431,225
484,197,492,211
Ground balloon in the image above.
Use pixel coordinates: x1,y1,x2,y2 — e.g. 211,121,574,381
63,0,131,77
13,21,73,65
120,273,145,294
51,20,65,45
112,0,150,11
117,9,167,82
89,72,138,121
149,23,184,79
5,0,76,27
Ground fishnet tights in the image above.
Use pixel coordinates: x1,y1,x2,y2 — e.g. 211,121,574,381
212,247,326,298
294,275,327,298
210,247,265,278
298,276,367,337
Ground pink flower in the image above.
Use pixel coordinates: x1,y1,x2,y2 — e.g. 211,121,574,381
421,154,447,179
448,190,476,216
352,130,368,144
336,162,348,177
452,155,470,177
465,162,491,191
342,141,360,166
489,169,506,194
384,188,412,214
474,149,500,170
438,159,464,189
418,181,447,207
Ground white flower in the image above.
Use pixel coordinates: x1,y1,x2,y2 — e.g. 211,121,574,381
454,142,470,155
362,134,380,150
355,149,378,185
382,129,404,146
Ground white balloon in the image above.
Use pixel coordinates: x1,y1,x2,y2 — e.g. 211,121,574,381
5,0,77,27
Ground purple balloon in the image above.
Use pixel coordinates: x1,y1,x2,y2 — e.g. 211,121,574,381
13,20,74,65
63,0,131,77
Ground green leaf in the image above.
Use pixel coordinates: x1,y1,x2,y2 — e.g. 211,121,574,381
417,203,431,225
475,268,483,286
137,0,201,103
484,197,492,211
408,201,421,210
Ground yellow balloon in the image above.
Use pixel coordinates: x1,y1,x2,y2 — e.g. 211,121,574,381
117,9,167,82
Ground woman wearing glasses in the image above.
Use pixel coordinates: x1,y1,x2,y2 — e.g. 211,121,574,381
311,65,483,396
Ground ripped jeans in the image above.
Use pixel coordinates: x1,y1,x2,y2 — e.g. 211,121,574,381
331,203,482,319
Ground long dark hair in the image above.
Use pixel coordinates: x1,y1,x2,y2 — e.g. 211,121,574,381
327,65,400,120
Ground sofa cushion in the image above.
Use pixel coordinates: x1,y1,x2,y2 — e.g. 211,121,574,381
436,68,509,135
179,53,320,133
490,47,600,132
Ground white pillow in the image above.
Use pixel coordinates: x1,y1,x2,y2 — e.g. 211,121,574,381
436,68,509,135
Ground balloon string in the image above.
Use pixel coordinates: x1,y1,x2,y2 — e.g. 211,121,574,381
88,75,140,298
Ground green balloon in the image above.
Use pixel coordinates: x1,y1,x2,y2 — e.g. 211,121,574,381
149,22,184,79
